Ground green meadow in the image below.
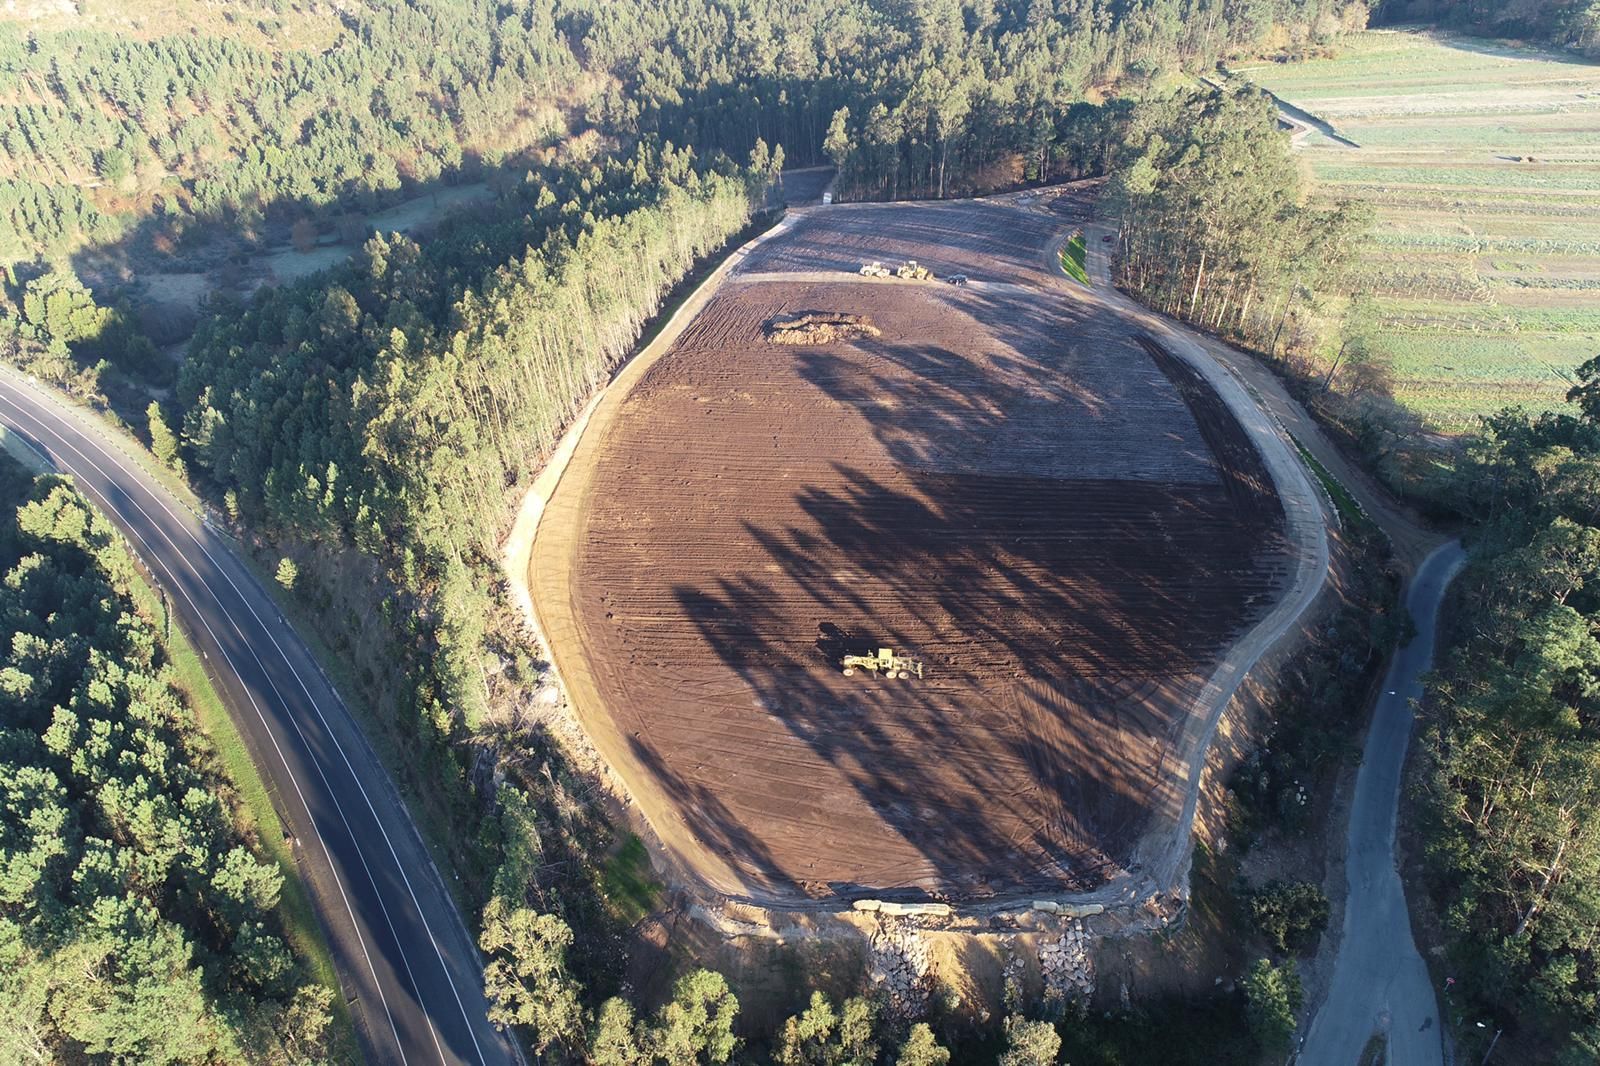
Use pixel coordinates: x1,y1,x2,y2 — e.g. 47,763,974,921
1237,29,1600,430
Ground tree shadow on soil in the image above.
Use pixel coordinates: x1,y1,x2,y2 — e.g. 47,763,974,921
626,322,1292,901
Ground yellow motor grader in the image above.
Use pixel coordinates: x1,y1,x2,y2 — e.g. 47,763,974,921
842,648,924,680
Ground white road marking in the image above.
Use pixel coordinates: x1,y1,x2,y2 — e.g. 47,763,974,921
0,379,495,1065
0,386,419,1058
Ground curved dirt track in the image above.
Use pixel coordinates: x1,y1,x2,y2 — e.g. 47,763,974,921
529,189,1330,907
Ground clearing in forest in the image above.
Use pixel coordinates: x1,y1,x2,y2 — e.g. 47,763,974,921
531,192,1291,904
1239,29,1600,430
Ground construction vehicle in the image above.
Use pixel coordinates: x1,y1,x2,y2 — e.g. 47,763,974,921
895,259,934,281
859,260,891,278
842,648,925,680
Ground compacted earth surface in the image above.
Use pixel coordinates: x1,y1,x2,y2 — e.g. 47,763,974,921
532,193,1292,905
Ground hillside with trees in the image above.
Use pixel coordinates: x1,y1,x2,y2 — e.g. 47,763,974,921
1371,0,1600,55
0,0,1371,270
1417,371,1600,1063
0,458,334,1063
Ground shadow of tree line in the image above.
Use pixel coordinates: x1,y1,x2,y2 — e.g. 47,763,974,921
591,275,1294,903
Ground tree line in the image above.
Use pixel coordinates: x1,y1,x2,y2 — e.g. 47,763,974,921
817,0,1371,201
472,776,1289,1065
0,459,334,1063
0,0,1374,269
1372,0,1600,56
1095,84,1370,361
174,146,755,800
1417,368,1600,1063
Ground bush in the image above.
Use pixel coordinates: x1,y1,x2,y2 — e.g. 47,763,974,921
1248,880,1330,955
1242,958,1302,1054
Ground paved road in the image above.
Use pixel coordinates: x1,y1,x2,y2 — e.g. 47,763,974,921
1054,216,1333,900
1300,541,1464,1066
1079,210,1459,1064
0,367,519,1066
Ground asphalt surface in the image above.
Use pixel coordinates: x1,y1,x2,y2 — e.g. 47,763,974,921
0,367,519,1066
1077,208,1460,1062
1300,541,1465,1066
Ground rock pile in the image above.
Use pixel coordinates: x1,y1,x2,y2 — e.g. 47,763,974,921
1039,921,1094,1003
868,919,932,1019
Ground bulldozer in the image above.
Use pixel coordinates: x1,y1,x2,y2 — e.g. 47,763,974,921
858,260,891,278
842,648,925,680
895,259,934,281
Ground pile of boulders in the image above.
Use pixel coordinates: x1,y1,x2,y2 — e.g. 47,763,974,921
1038,921,1094,1003
868,919,932,1019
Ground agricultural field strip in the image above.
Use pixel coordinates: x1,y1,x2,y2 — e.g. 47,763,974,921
1242,30,1600,429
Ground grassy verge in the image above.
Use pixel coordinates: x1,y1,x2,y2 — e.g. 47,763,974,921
1292,434,1370,531
1059,232,1090,284
123,571,361,1062
600,834,663,926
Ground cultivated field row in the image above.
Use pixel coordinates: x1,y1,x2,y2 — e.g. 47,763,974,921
1241,28,1600,429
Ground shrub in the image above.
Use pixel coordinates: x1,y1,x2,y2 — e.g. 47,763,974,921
1242,958,1302,1054
1248,880,1330,954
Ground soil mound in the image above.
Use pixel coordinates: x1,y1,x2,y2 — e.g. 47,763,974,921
767,312,881,345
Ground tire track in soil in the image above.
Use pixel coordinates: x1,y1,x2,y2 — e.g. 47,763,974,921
533,191,1309,905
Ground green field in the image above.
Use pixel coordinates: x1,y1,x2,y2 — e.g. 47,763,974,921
1236,29,1600,430
1060,232,1090,284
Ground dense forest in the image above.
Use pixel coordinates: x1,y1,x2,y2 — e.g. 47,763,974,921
0,0,1371,267
1372,0,1600,54
1418,374,1600,1064
0,458,333,1063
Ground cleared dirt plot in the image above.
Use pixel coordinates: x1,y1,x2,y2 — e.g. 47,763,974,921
771,166,837,206
533,197,1290,904
737,200,1059,285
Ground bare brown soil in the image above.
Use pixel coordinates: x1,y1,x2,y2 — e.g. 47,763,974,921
533,198,1292,904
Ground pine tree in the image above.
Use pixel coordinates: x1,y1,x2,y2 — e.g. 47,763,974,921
147,401,181,469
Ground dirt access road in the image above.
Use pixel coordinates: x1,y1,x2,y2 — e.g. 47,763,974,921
1078,221,1457,1062
527,187,1329,909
